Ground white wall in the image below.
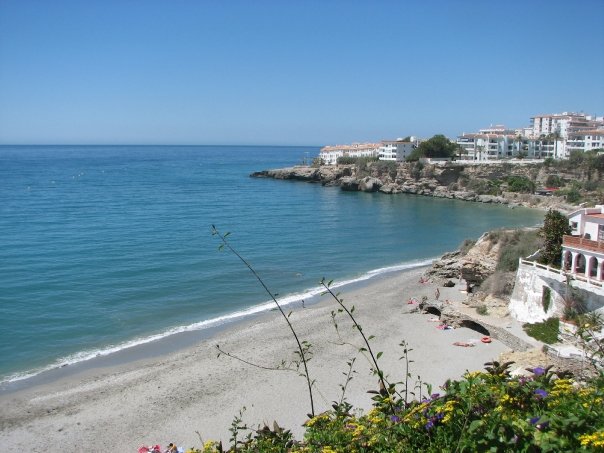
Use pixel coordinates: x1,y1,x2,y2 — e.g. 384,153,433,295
509,261,604,323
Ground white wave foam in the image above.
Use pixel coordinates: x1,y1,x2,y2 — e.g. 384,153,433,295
1,258,433,386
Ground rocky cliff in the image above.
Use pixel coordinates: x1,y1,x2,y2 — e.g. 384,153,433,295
251,162,581,212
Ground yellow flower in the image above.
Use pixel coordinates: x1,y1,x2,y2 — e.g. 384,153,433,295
443,400,457,412
305,413,330,427
352,424,366,439
201,440,218,452
322,447,338,453
550,378,574,397
579,431,604,447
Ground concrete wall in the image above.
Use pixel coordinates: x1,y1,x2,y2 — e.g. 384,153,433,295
509,260,604,323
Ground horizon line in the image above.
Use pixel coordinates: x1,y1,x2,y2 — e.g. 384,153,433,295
0,143,324,148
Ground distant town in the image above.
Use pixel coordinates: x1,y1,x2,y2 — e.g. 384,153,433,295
319,111,604,165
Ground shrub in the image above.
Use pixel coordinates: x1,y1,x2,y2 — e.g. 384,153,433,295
583,180,600,191
507,175,536,193
476,305,488,315
565,188,582,204
545,174,564,188
523,317,560,344
496,229,542,272
336,156,378,166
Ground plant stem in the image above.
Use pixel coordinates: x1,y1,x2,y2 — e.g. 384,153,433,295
212,226,315,417
320,279,395,413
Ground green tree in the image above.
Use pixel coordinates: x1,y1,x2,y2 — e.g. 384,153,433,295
538,209,571,267
406,134,457,161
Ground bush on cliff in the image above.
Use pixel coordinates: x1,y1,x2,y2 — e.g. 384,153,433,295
506,175,536,194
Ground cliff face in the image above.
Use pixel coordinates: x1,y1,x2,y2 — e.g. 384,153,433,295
426,232,503,290
251,162,581,211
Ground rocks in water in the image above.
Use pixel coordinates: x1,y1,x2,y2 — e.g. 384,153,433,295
359,177,382,192
340,176,360,191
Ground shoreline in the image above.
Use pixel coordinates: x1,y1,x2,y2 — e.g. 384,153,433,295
0,266,512,452
0,259,434,394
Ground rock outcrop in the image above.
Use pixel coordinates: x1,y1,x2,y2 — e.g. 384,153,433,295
459,232,501,290
251,162,580,212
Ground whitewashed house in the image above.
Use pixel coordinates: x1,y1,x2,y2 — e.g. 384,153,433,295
509,206,604,324
562,205,604,282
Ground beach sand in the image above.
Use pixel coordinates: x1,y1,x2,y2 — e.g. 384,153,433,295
0,267,509,452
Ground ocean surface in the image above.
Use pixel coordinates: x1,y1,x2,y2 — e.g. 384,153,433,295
0,145,544,386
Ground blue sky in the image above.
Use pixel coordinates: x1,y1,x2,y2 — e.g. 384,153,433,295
1,0,603,146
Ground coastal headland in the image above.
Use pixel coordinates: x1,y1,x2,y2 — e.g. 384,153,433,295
251,161,582,213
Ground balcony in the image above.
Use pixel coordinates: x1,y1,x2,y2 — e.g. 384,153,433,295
563,235,604,253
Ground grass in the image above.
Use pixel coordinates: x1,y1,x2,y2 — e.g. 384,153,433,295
523,317,560,344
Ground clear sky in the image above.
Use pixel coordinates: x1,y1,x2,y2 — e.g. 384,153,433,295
1,0,603,146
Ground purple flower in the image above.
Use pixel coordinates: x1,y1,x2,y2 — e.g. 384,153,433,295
530,416,540,425
430,393,441,400
390,415,400,423
425,420,434,430
534,389,548,399
537,420,550,430
532,367,545,376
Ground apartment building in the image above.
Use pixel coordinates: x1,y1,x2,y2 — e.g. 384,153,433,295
567,129,604,154
456,125,519,161
378,139,415,161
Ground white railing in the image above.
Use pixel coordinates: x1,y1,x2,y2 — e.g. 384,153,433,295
519,259,603,288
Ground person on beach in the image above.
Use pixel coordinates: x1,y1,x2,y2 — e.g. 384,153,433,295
435,288,440,300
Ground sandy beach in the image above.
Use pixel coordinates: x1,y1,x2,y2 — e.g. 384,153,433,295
0,267,510,452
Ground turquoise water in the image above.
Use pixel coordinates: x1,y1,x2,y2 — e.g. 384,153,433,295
0,145,543,384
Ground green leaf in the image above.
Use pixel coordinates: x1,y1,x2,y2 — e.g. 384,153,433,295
377,351,383,360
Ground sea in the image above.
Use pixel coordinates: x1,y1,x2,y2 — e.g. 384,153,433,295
0,145,544,388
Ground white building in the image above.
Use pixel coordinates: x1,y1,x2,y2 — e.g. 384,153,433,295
457,126,519,161
378,139,415,162
566,129,604,155
529,112,604,158
562,205,604,282
529,112,592,139
318,142,381,166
